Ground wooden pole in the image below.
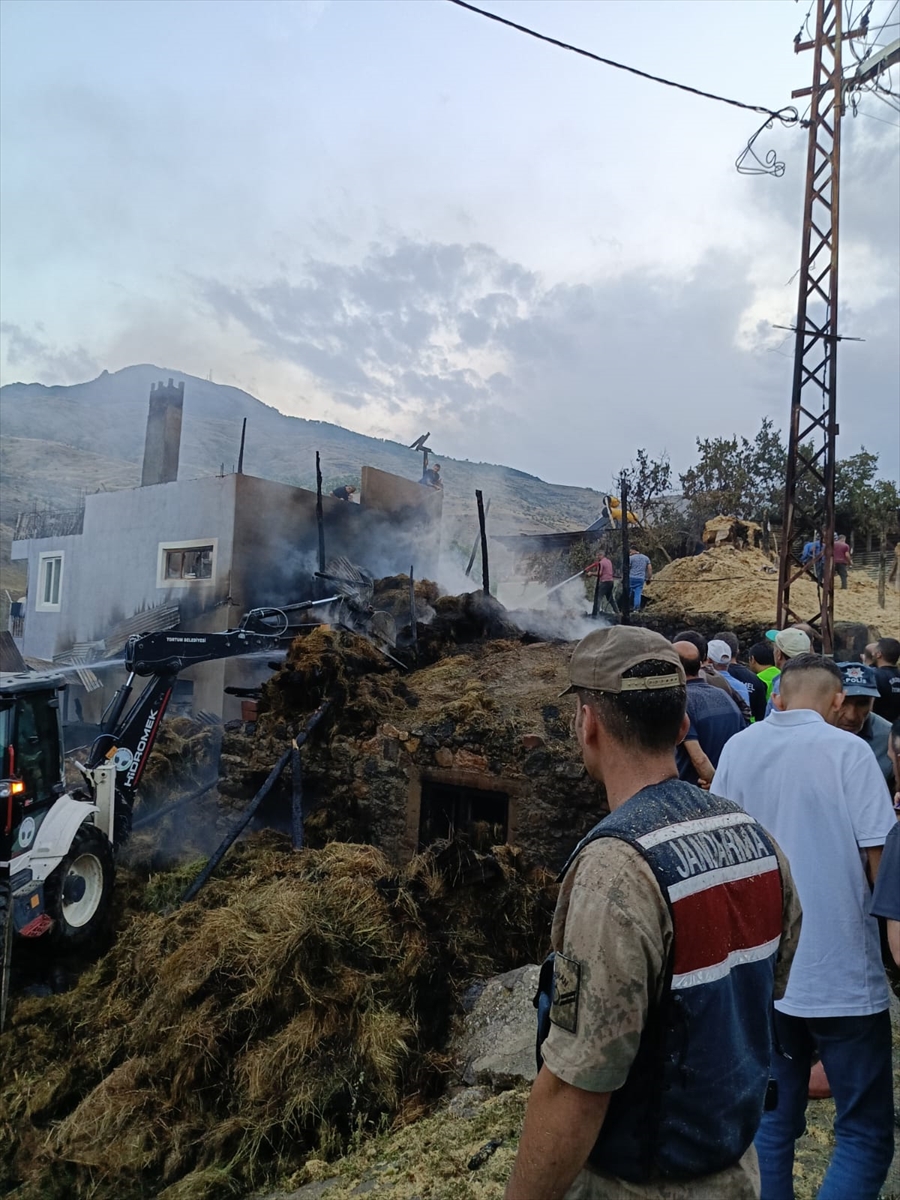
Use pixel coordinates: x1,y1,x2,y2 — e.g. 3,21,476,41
237,418,247,474
409,566,419,664
315,451,326,576
620,475,632,624
878,526,886,609
476,490,490,596
291,745,304,850
465,498,491,577
180,747,292,904
180,702,330,902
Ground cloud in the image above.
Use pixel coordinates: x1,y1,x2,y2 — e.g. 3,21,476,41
0,322,98,384
199,231,898,486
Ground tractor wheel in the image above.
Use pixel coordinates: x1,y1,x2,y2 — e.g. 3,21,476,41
45,823,115,946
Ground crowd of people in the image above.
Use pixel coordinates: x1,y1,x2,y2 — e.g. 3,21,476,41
506,623,900,1200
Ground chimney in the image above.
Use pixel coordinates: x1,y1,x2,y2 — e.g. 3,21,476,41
141,378,184,486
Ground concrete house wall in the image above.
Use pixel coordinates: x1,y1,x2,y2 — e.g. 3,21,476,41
12,475,243,719
11,376,444,725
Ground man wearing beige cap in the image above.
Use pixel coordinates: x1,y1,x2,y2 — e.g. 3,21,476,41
764,627,812,717
506,627,801,1200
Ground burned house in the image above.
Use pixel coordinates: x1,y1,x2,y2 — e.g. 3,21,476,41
218,619,605,874
10,380,442,724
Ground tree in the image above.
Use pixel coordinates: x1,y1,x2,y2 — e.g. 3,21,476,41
835,450,900,548
614,449,688,564
678,418,787,529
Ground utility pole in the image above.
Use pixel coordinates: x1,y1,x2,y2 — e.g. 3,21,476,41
777,0,869,653
620,474,631,625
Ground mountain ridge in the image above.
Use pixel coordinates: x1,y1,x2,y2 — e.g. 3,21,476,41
0,366,606,617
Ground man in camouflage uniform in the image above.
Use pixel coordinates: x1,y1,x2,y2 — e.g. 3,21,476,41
506,627,801,1200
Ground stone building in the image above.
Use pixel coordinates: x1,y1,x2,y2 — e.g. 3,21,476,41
219,627,606,873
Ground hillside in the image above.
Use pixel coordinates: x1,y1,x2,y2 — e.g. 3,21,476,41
0,365,603,535
0,366,605,618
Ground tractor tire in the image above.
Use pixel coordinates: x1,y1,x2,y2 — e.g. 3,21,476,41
44,823,115,947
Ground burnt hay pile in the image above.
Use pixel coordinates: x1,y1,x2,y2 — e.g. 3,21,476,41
137,716,221,805
1,833,555,1200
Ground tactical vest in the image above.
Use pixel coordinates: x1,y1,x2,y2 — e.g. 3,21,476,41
540,779,784,1183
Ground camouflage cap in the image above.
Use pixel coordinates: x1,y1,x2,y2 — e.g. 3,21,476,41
561,626,685,696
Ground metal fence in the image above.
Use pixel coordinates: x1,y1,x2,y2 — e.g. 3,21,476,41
14,508,85,540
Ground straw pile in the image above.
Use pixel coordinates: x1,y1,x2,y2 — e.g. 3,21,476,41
138,717,220,805
650,546,895,630
702,515,762,548
1,833,555,1200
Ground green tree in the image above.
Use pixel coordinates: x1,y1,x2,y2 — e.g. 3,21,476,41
615,449,690,564
678,418,786,529
835,450,900,548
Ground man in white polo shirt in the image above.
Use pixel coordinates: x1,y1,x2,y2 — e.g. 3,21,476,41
714,654,895,1200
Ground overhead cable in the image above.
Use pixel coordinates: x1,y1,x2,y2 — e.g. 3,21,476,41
446,0,799,127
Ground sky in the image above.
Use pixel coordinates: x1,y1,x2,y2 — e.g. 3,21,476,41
1,0,898,490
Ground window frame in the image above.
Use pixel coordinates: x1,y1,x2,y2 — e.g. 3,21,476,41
157,538,218,588
35,552,64,612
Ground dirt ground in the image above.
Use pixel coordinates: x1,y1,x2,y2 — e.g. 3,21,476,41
650,545,899,633
256,1007,900,1200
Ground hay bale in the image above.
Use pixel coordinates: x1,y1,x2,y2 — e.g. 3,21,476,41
702,515,763,548
263,626,392,725
1,833,555,1200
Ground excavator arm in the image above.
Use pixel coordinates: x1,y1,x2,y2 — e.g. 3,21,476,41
84,622,280,813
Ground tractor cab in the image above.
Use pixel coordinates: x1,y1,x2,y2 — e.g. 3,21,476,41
0,672,67,862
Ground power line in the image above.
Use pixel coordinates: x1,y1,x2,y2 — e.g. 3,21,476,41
856,106,900,123
869,0,899,43
445,0,799,127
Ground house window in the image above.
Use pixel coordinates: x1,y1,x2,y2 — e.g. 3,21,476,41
165,546,213,580
157,539,217,587
36,553,63,612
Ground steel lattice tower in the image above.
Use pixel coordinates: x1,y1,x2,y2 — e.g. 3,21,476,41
777,0,845,652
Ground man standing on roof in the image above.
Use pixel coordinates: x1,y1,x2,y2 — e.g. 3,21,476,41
506,626,801,1200
714,655,896,1200
420,462,443,489
800,536,823,584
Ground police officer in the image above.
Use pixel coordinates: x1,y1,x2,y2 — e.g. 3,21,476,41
506,627,801,1200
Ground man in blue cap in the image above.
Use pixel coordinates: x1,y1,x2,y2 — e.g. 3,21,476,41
831,662,894,790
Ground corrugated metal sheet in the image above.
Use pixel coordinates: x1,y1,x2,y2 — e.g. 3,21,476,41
23,657,57,673
104,604,181,656
0,631,27,673
52,646,104,693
